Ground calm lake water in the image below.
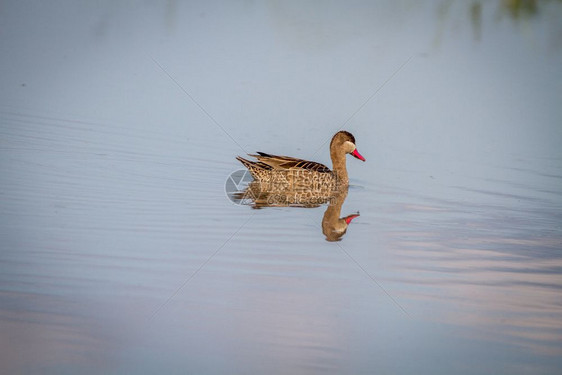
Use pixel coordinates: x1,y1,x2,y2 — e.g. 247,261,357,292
1,1,561,374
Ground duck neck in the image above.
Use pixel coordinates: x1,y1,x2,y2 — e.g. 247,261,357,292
330,149,349,186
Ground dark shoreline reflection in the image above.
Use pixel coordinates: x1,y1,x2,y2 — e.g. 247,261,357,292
233,181,360,241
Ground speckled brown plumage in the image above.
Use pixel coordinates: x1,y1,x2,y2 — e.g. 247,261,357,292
236,131,365,192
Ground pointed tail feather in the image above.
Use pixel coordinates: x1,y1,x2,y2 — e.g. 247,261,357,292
236,156,255,170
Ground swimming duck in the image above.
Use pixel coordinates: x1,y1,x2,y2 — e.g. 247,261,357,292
236,130,365,189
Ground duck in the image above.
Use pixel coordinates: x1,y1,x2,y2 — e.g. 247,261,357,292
236,130,365,190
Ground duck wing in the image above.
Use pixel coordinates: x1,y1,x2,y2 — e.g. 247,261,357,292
250,152,331,173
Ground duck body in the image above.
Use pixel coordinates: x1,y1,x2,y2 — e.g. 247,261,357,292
236,131,365,192
236,152,337,192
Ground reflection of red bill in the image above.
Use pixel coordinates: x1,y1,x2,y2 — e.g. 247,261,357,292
351,149,365,161
344,213,360,224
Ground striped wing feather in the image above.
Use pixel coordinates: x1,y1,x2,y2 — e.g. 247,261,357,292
251,152,331,173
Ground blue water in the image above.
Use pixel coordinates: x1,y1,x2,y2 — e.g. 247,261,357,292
1,1,561,374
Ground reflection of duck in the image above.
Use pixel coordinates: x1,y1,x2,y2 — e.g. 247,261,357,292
234,183,359,240
322,188,359,242
236,131,365,188
236,179,333,208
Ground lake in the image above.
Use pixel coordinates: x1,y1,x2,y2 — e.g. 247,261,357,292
1,1,561,374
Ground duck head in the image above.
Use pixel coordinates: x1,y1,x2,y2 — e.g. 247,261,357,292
330,131,365,161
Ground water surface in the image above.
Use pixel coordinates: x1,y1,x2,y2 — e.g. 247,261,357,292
1,1,561,374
